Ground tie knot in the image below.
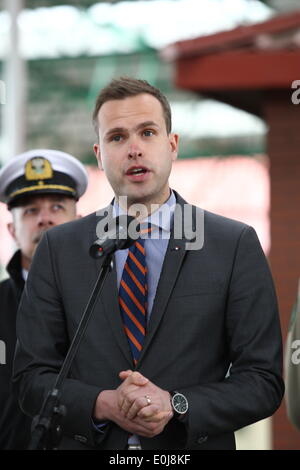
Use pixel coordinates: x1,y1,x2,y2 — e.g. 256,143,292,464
139,223,154,238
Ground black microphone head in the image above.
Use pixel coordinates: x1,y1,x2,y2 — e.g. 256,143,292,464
89,239,106,259
89,215,140,258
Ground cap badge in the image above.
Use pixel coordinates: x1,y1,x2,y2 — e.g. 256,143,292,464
25,157,53,181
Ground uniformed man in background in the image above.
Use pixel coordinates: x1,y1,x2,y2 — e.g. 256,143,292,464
0,149,88,449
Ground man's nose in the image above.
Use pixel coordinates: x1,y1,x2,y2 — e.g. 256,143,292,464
127,140,143,159
37,209,55,227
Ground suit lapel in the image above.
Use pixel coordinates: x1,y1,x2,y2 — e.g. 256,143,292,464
138,237,187,365
138,196,200,366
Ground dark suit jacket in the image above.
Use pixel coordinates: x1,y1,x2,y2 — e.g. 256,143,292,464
0,251,31,449
13,193,284,450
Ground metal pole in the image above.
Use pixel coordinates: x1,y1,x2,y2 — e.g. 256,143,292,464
1,0,26,165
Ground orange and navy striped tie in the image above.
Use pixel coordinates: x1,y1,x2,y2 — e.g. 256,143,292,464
119,238,147,366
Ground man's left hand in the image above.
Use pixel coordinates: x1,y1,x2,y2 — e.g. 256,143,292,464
118,370,174,423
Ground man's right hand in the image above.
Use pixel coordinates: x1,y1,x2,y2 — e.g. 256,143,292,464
93,372,172,438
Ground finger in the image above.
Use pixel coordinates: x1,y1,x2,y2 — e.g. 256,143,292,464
130,418,164,438
119,395,136,416
117,382,140,410
120,399,131,416
123,371,149,386
125,421,158,437
119,388,146,416
146,411,173,423
138,408,172,422
121,392,153,419
127,399,159,420
117,373,149,411
136,404,161,420
119,370,133,381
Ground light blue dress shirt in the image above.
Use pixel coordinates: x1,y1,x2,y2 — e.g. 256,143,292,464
114,191,176,320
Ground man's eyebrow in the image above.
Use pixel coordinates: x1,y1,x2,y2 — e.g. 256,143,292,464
105,127,126,138
105,121,159,139
135,121,159,131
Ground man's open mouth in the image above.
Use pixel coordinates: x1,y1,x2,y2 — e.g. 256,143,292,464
126,166,149,176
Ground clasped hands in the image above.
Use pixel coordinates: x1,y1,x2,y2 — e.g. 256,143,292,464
94,370,173,438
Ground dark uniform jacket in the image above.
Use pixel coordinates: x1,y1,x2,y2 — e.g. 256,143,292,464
0,251,31,449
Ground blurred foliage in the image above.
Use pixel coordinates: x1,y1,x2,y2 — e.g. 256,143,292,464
0,50,265,167
24,52,264,164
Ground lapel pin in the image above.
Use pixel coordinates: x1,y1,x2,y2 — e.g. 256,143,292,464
172,245,181,251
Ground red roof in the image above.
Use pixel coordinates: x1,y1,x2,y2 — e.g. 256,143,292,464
164,10,300,59
163,10,300,116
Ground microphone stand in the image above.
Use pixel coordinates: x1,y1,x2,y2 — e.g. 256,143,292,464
28,254,113,450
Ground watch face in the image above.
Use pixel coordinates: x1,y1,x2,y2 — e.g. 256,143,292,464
172,393,188,414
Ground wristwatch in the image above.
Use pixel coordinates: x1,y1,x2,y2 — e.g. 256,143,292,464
170,391,189,417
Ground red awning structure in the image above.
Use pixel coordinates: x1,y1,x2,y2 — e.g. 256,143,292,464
163,10,300,116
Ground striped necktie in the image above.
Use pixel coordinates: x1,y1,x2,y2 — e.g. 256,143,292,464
119,238,147,366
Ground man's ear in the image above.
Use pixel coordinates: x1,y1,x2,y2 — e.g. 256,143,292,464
7,222,16,241
93,143,103,170
169,133,179,162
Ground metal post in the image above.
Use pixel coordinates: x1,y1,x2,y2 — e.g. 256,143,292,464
1,0,26,165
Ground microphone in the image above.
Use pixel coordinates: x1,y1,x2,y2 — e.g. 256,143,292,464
89,215,139,258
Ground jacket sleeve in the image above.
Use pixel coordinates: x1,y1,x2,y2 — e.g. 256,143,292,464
284,286,300,431
13,232,109,448
179,226,284,448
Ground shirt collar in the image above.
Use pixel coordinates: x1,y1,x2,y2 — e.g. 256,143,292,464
113,190,176,234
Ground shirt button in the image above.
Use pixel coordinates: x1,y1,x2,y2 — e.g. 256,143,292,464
74,434,87,444
197,436,208,444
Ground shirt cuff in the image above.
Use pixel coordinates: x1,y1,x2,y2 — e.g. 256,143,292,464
92,418,108,433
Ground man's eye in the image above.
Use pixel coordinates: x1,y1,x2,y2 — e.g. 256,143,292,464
24,208,37,215
111,135,122,142
52,204,64,211
143,130,154,137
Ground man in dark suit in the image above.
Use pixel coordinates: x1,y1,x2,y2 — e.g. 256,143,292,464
14,78,284,450
0,149,88,449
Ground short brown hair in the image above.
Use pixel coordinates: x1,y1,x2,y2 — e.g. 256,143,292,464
92,77,172,136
